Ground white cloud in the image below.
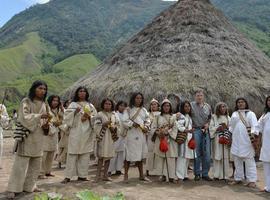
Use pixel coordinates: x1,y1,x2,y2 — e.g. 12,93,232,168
22,0,50,4
162,0,178,1
33,0,50,4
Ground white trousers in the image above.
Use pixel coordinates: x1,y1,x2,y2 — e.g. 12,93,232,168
213,158,230,179
155,156,176,180
7,155,41,193
65,153,90,179
234,156,257,182
40,151,55,175
108,151,124,173
176,157,189,180
263,162,270,192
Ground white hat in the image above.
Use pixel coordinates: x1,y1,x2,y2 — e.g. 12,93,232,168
161,98,171,105
150,98,159,105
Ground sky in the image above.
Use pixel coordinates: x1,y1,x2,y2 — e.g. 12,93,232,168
0,0,178,28
0,0,50,27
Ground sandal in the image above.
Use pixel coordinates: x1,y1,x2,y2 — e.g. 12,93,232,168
260,188,270,193
78,177,89,181
139,176,151,182
46,173,55,177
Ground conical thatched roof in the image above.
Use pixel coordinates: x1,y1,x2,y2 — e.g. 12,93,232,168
66,0,270,113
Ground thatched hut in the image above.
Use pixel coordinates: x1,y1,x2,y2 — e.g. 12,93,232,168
66,0,270,113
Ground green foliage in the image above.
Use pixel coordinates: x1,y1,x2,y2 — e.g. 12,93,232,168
76,190,125,200
212,0,270,32
34,192,62,200
235,23,270,57
212,0,270,57
0,32,55,83
33,190,125,200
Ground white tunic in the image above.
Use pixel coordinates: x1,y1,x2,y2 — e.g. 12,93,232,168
176,114,194,159
94,111,120,158
43,108,62,152
148,111,161,152
0,104,9,166
0,104,9,131
64,101,97,155
258,112,270,162
16,98,47,157
122,107,150,162
209,114,231,160
114,111,126,152
230,110,259,158
153,114,178,158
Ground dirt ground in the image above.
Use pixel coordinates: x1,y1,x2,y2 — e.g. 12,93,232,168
0,131,269,200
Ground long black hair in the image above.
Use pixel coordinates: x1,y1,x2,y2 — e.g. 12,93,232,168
235,97,249,111
100,98,115,111
72,86,89,102
63,99,71,109
264,96,270,113
180,100,192,116
161,102,173,115
115,101,127,111
28,80,48,101
47,95,61,110
129,92,144,108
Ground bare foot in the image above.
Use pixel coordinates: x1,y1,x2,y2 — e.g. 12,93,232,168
94,177,101,183
245,182,256,188
6,192,15,199
33,187,44,192
228,180,242,185
103,177,112,182
38,175,48,179
260,188,270,193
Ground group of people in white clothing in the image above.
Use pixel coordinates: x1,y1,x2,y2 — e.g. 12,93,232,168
1,80,269,199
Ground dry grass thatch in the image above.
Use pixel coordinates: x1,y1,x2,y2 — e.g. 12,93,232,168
65,0,270,114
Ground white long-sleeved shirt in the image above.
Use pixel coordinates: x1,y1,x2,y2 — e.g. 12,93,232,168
230,110,258,158
0,104,9,130
258,112,270,162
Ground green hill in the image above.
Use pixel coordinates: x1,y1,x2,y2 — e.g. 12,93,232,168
0,30,100,112
0,32,58,82
212,0,270,57
0,0,173,61
2,53,100,112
